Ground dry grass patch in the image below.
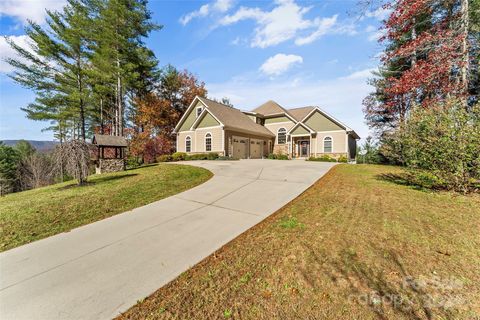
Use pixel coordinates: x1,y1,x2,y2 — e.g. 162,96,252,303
118,164,480,320
0,164,212,251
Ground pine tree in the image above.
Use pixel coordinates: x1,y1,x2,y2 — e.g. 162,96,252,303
6,0,92,140
87,0,161,137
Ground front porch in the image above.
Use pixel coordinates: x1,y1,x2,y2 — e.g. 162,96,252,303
290,135,313,159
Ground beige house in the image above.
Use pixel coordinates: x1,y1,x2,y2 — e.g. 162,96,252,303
174,96,360,160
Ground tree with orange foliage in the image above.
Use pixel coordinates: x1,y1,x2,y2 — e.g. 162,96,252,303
130,65,207,163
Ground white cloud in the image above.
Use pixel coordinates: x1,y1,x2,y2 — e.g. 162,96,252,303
219,0,353,48
340,68,375,80
207,73,373,141
367,30,385,42
365,7,391,21
294,15,337,45
0,35,34,73
0,0,66,25
180,0,234,25
259,53,303,76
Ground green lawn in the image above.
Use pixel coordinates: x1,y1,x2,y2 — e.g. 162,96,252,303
118,164,480,320
0,164,212,252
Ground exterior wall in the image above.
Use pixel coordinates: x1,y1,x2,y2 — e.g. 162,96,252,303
179,101,204,131
265,116,290,124
312,130,348,158
290,125,309,135
194,127,224,154
176,131,195,153
197,112,220,128
224,130,274,157
304,110,343,131
348,135,357,159
264,119,295,156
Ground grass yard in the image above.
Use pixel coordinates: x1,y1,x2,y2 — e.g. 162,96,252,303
118,165,480,320
0,164,212,252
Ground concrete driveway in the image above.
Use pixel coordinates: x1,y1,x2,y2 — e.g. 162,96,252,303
0,159,336,320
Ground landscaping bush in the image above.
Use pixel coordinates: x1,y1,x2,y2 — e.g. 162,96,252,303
206,152,219,160
308,155,336,162
126,156,142,169
216,156,239,160
172,152,187,161
267,153,289,160
338,155,348,163
392,100,480,193
157,154,172,162
184,153,219,161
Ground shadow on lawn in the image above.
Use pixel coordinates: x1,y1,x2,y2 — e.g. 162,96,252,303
376,173,432,192
57,173,139,190
301,243,459,320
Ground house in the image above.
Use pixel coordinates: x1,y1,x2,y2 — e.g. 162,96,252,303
174,96,360,160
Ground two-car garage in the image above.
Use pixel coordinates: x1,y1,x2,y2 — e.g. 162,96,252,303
230,134,270,159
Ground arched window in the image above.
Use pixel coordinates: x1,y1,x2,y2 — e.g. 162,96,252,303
277,128,286,144
205,133,212,151
185,136,191,152
323,136,332,153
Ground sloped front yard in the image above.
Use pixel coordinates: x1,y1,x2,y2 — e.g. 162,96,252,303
119,165,480,320
0,164,212,251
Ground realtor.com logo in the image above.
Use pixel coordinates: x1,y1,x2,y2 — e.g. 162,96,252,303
348,275,465,310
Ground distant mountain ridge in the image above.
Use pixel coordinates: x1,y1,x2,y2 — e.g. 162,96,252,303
2,140,59,152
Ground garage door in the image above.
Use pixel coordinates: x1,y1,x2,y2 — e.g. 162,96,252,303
232,136,247,159
249,139,263,159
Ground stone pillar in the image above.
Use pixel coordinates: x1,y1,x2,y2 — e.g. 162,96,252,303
96,159,126,174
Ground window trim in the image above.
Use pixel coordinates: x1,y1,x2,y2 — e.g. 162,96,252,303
185,135,191,152
205,132,212,152
196,107,203,118
277,127,287,145
323,136,333,153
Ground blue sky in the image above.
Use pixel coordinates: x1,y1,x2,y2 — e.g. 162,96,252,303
0,0,388,141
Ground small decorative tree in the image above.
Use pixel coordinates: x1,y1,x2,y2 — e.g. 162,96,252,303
53,140,90,185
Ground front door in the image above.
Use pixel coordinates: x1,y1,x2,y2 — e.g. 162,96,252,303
299,140,310,157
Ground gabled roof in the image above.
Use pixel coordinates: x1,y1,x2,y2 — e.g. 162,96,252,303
92,134,127,147
197,97,275,137
252,100,291,116
287,121,315,135
288,106,315,122
190,107,224,129
299,107,361,139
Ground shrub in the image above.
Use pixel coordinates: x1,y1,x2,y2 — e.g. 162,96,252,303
171,152,187,161
267,153,289,160
216,156,239,160
308,155,336,162
184,153,220,161
157,154,172,162
126,156,142,169
338,155,348,163
392,100,480,193
207,152,219,160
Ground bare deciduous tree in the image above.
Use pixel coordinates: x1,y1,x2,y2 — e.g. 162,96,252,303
53,140,91,185
17,153,54,190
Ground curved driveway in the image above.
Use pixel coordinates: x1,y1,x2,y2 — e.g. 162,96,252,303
0,159,335,320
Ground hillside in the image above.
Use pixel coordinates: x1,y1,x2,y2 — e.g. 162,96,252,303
2,140,59,152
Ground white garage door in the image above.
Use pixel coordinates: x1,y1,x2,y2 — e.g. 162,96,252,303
232,136,248,159
249,139,263,159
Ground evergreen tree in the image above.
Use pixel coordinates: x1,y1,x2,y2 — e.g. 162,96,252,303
6,0,92,140
87,0,161,136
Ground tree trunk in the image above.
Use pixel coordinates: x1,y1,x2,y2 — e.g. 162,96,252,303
460,0,469,97
74,54,86,141
117,56,123,137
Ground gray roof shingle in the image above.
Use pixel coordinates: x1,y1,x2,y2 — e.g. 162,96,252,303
197,97,275,137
